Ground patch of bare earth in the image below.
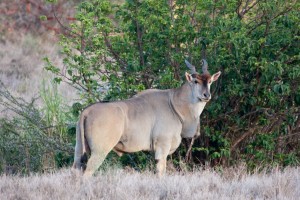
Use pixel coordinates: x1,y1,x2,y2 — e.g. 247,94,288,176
0,167,299,200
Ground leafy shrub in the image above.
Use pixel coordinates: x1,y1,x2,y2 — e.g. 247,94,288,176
44,0,300,170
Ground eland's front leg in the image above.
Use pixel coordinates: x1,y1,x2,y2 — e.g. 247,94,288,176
155,143,171,177
156,157,167,177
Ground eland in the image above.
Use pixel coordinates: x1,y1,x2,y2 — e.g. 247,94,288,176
73,59,221,177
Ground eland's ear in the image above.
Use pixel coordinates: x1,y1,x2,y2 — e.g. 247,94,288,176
211,71,221,82
185,72,193,82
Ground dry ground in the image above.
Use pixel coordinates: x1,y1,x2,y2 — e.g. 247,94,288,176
0,167,299,200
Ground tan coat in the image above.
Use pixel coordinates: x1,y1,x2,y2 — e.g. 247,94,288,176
73,60,221,177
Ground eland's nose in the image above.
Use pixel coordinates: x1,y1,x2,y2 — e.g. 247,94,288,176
203,93,211,100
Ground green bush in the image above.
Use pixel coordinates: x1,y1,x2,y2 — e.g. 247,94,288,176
45,0,300,170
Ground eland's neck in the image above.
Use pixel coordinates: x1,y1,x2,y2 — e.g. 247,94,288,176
171,82,207,120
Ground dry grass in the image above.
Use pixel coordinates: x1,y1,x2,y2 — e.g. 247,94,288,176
0,33,77,113
0,167,299,200
0,34,55,96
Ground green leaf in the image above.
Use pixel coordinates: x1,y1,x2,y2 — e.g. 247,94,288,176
39,15,47,21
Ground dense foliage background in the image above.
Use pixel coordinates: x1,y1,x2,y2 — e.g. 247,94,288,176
0,0,299,174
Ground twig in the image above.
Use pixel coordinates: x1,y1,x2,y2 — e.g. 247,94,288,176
52,5,81,37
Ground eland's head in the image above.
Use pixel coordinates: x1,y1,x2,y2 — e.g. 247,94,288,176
185,59,221,102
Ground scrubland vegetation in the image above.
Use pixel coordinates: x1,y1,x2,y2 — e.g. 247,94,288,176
0,1,299,197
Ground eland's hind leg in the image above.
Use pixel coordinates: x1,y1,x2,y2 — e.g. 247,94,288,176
83,136,121,177
83,151,109,177
83,105,125,177
83,130,123,177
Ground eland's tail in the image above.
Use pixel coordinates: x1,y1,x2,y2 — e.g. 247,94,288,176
72,113,89,171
